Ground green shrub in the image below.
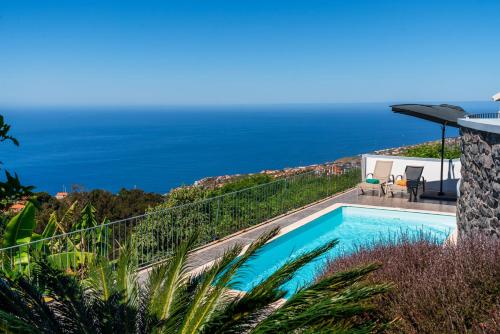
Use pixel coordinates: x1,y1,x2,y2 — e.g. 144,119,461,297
210,174,274,195
134,169,361,265
320,234,500,333
402,142,461,159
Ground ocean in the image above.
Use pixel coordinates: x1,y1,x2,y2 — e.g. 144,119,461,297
1,102,496,194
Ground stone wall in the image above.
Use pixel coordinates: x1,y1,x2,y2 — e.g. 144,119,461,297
457,127,500,238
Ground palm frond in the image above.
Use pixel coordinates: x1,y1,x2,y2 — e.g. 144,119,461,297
115,241,139,306
81,242,141,333
0,275,48,333
0,309,40,334
203,239,340,333
220,228,280,288
147,233,197,321
0,262,92,334
32,262,95,333
85,256,114,301
175,245,242,334
0,227,391,334
177,228,279,334
251,263,391,333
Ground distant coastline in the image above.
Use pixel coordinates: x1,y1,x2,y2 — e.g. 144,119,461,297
3,105,479,194
188,137,460,191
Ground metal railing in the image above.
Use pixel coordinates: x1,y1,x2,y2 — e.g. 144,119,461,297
0,168,360,274
466,113,500,119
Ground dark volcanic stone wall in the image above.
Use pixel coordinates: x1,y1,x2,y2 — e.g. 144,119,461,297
457,127,500,238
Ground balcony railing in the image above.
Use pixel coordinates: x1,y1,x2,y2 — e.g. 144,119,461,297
466,113,500,119
0,167,361,275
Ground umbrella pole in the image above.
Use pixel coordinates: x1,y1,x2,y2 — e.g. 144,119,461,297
439,124,445,195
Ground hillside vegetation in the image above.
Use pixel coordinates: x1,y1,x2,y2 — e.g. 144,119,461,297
401,142,461,159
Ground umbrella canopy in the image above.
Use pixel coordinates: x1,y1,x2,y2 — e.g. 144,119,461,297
493,92,500,101
391,104,467,127
390,103,468,200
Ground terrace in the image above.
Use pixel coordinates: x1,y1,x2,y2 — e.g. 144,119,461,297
169,188,456,281
0,163,456,276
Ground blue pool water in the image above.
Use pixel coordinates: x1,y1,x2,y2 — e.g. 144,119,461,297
232,206,456,296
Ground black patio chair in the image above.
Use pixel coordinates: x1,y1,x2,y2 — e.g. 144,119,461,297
386,166,425,202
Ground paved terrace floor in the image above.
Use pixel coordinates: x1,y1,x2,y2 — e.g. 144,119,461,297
138,188,456,281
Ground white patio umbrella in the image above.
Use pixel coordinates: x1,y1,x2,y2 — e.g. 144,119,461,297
492,92,500,101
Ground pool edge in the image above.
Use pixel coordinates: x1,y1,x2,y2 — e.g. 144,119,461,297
187,203,457,278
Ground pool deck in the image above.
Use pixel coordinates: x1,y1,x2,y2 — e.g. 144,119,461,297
137,188,456,281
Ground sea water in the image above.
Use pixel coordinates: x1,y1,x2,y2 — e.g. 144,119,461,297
2,102,494,194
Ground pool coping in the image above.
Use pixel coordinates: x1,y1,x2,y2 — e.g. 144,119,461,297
270,202,455,243
187,203,457,277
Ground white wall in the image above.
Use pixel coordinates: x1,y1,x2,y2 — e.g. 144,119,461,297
362,154,461,184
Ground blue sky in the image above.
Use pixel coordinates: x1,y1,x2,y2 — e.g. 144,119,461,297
1,0,499,106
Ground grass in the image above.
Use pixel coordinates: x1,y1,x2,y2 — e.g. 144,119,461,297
318,234,500,333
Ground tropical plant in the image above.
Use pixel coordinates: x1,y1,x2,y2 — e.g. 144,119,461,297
0,229,390,333
0,115,34,211
1,202,37,249
0,116,19,146
43,203,100,272
0,201,110,274
1,202,55,271
70,203,107,254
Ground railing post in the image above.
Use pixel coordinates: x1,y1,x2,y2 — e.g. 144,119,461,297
215,197,220,228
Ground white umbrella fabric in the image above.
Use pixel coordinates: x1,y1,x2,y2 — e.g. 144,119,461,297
492,92,500,101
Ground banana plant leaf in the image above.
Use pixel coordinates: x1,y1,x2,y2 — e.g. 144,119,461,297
29,213,59,253
40,205,79,254
12,251,30,267
2,201,36,248
47,251,95,271
57,201,78,234
42,213,57,239
30,233,43,252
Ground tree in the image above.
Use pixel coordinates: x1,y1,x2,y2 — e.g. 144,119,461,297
0,115,33,211
34,188,165,232
0,229,391,333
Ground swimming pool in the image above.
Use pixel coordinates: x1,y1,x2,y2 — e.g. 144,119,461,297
232,205,456,297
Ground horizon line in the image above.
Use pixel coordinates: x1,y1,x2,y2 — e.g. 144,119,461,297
1,99,495,110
